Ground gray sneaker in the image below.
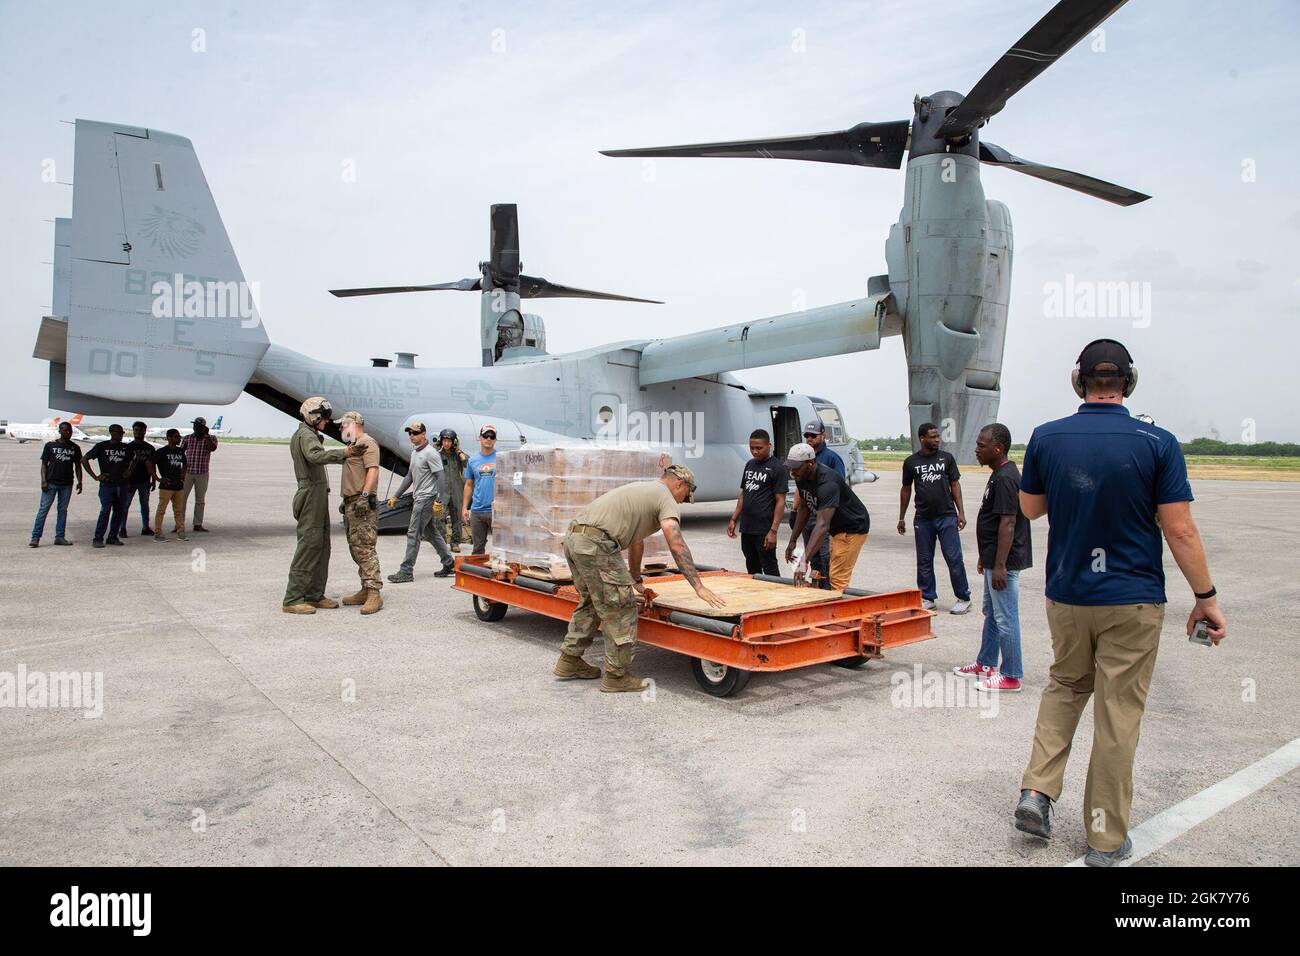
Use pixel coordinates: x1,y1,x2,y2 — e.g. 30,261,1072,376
1014,789,1052,839
387,571,414,583
1085,837,1133,867
921,598,937,611
950,599,972,615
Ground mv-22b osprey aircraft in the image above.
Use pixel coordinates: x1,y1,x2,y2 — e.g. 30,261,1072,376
32,0,1146,506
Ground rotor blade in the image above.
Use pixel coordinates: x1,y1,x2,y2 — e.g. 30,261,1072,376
936,0,1130,140
518,274,662,304
328,277,481,298
979,142,1149,206
490,203,520,282
601,121,911,169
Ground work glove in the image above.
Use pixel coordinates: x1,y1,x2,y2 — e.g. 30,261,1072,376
386,496,398,509
366,493,378,512
432,500,445,517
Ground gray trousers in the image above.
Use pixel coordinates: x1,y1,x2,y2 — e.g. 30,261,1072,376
401,496,454,574
470,512,492,555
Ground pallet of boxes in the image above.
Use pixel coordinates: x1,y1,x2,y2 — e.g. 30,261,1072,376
490,444,674,580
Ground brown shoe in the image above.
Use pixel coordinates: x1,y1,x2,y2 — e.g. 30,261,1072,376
282,603,317,615
599,672,646,694
360,589,383,615
554,653,600,680
313,597,340,609
341,589,367,606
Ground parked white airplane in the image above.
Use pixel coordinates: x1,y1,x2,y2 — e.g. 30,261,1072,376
144,414,228,441
1,414,93,444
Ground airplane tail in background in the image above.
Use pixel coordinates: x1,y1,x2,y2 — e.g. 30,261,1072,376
67,414,84,425
34,120,270,416
212,415,223,430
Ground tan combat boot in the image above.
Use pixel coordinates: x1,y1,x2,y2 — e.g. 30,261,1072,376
313,597,340,609
342,589,367,606
554,653,600,680
599,672,646,694
282,603,317,615
360,589,383,615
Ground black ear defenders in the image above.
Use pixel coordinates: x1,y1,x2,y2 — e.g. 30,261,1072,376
1071,338,1138,399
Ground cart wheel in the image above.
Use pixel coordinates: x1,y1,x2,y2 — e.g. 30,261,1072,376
690,658,751,697
472,595,508,622
833,656,871,669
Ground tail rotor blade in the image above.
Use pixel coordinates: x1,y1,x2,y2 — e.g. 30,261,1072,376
601,120,910,169
329,277,482,298
979,142,1149,206
936,0,1131,140
490,203,520,282
518,274,662,304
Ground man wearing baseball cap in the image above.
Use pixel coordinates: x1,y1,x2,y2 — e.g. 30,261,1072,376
554,462,725,692
338,411,384,614
1012,340,1227,866
387,420,455,582
462,424,499,555
179,415,218,532
789,419,845,589
784,442,870,590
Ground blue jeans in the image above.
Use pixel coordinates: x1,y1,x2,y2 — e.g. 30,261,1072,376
115,482,152,536
914,513,970,601
32,484,73,541
94,482,130,542
977,568,1023,679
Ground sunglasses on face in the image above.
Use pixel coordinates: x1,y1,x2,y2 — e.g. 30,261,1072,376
405,428,424,435
803,433,819,440
480,432,496,440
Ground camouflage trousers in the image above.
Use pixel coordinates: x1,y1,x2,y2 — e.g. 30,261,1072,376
560,529,638,677
342,494,382,591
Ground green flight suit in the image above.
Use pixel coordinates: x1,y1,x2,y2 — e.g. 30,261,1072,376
440,445,468,542
283,423,347,606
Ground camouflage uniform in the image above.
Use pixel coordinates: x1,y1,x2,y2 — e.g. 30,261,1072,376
343,494,382,591
283,422,346,606
559,527,640,677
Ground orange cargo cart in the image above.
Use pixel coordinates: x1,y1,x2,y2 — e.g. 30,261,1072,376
454,554,936,697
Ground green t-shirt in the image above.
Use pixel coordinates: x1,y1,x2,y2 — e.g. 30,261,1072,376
574,480,681,550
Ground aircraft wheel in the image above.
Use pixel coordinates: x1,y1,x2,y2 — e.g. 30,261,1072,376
472,595,508,622
690,658,751,697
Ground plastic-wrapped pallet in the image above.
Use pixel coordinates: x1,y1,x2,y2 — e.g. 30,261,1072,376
491,444,674,580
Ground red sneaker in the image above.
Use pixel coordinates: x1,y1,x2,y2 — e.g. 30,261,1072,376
977,674,1022,693
953,662,994,679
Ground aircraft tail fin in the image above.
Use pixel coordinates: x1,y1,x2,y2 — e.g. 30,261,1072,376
211,415,223,430
49,120,269,409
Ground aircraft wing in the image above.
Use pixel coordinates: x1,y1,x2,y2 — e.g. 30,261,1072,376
636,291,895,386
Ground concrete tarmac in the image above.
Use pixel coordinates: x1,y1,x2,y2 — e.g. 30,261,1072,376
1,441,1295,866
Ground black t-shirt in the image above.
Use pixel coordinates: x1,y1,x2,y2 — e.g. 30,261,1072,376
739,456,789,534
41,440,82,485
796,463,870,536
152,445,187,490
124,438,155,484
976,460,1032,571
902,450,960,519
86,440,132,484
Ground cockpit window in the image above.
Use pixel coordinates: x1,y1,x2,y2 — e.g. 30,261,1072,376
815,404,845,443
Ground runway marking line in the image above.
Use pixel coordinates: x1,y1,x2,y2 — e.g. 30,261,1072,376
1066,736,1300,866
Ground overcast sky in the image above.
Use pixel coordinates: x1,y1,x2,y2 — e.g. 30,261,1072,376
2,0,1297,441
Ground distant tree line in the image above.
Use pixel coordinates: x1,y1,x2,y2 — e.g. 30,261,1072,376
855,434,1298,457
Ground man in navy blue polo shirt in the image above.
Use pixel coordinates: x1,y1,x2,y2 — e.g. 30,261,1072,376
1012,340,1227,867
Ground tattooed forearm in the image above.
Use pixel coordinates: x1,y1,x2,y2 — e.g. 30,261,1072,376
663,521,703,589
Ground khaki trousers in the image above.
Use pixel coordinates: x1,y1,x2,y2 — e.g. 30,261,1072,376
182,472,210,527
828,532,868,591
154,488,185,534
1022,599,1164,852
